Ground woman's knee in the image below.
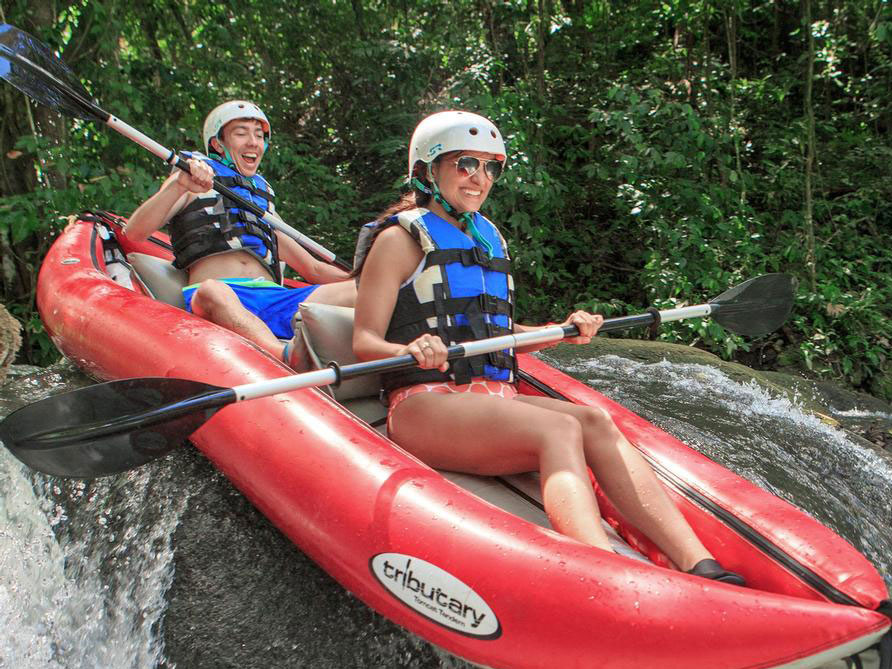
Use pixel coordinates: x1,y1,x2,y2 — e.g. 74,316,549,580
576,406,620,438
534,413,585,459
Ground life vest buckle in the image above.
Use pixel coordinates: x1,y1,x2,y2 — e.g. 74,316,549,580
477,294,500,313
461,246,489,267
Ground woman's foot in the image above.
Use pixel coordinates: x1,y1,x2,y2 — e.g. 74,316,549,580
687,558,746,586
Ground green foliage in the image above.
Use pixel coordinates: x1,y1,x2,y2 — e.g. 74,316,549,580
1,0,890,400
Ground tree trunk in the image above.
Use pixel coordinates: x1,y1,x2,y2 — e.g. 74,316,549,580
803,0,818,291
724,4,746,210
535,0,547,101
0,0,68,363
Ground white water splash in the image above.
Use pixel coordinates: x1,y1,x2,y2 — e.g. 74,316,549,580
0,449,68,668
0,367,188,669
835,407,892,420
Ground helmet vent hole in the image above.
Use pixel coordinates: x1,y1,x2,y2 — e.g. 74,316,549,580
490,130,497,138
469,127,478,136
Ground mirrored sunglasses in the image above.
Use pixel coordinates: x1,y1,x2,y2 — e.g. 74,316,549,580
453,155,504,181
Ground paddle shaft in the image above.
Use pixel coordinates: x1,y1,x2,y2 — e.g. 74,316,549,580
22,301,711,447
19,302,715,451
233,303,711,401
0,38,351,271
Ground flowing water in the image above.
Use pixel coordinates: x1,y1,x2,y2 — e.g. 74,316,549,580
1,364,189,668
1,351,890,668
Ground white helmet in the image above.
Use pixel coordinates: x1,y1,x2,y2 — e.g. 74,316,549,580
408,110,506,178
203,100,271,154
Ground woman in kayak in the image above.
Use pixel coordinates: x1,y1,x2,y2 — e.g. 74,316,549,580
353,110,744,585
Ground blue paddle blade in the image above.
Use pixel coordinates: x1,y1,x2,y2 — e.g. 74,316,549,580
0,23,106,123
0,378,233,478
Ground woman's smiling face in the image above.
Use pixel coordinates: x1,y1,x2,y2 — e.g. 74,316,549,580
430,150,501,218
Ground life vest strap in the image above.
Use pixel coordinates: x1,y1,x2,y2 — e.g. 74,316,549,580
215,174,275,203
388,293,514,333
171,206,274,254
425,247,511,273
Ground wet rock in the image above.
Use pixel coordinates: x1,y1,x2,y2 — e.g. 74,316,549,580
0,303,22,384
160,447,457,669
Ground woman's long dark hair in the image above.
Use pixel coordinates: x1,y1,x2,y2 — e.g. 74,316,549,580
351,161,438,277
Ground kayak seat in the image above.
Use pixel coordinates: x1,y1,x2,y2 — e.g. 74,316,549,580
126,253,188,309
295,302,383,402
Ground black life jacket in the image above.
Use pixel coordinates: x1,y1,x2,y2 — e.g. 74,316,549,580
167,153,281,283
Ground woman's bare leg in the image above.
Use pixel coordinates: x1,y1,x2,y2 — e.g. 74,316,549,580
517,396,712,571
389,392,613,550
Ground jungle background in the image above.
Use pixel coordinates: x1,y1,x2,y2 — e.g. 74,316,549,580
0,0,890,401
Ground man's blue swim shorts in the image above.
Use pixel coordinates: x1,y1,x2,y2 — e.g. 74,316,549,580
182,278,319,339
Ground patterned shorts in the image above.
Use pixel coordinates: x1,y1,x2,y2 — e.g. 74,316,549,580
387,379,518,432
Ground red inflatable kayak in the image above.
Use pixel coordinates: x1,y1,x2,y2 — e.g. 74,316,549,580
36,212,890,669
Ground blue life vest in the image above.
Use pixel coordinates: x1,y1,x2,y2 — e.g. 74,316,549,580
167,152,281,283
376,208,516,392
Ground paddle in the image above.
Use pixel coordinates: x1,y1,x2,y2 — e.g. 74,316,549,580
0,23,351,272
0,274,794,478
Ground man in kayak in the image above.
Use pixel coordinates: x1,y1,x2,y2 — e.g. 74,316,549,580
352,110,745,585
124,100,355,368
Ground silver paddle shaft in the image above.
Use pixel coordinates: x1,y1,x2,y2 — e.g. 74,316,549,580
231,302,715,402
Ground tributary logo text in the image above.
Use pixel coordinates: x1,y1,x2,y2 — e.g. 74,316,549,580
370,553,501,639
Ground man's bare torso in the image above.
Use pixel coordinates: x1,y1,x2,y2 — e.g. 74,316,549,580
187,250,275,284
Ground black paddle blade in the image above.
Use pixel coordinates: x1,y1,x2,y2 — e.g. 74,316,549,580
0,378,231,478
710,273,796,337
0,24,106,123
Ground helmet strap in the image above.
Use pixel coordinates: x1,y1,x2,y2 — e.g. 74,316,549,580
417,166,494,258
219,146,237,170
210,136,251,175
411,176,433,196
